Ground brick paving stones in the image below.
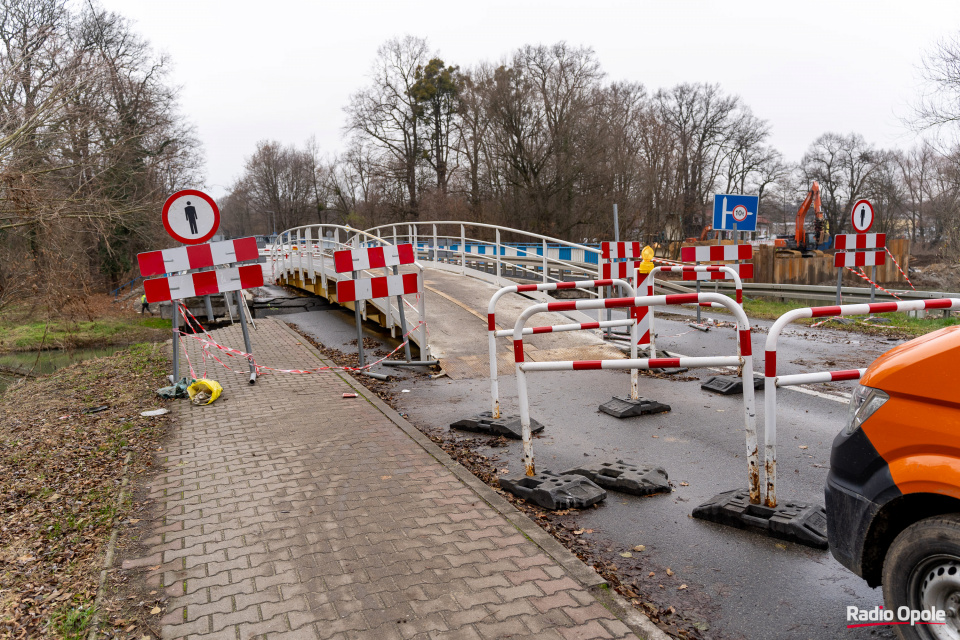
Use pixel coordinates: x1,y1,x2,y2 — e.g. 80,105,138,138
139,319,642,640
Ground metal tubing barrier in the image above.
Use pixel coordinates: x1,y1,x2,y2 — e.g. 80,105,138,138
763,298,960,508
513,292,760,503
652,265,743,304
487,278,636,419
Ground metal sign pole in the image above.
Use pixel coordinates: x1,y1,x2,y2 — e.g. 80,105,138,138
870,265,877,303
836,267,843,305
235,290,256,384
394,265,412,363
352,269,365,368
171,303,180,383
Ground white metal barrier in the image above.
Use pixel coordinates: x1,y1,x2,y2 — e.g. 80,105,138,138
512,292,760,503
487,278,636,419
762,298,960,508
268,225,430,357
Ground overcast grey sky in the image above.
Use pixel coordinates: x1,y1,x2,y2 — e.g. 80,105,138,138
102,0,960,198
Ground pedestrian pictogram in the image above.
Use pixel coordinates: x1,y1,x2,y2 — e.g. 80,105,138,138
162,189,220,244
850,199,874,233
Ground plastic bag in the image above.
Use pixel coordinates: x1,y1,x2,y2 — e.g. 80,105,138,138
157,377,195,399
187,379,223,406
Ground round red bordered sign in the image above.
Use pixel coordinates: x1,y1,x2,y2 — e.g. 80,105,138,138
162,189,220,244
850,199,874,233
732,205,749,222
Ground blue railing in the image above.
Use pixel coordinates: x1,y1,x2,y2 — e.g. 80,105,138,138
111,276,144,298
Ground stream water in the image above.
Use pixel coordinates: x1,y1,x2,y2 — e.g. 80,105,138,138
0,346,121,394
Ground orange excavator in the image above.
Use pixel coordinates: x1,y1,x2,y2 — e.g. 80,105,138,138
684,225,721,244
786,181,831,254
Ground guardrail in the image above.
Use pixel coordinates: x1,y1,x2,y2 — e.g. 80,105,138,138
269,224,430,357
762,298,960,508
512,292,760,503
487,278,636,420
705,280,960,306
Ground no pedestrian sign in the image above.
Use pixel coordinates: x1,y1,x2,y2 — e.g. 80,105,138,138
162,189,220,244
850,199,874,233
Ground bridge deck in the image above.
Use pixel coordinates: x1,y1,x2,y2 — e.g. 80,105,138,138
267,255,626,379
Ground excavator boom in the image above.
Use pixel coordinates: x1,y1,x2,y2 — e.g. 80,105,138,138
794,181,823,248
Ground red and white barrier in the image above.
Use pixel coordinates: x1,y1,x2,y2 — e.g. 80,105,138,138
680,244,753,262
137,237,260,277
601,241,644,260
333,244,416,273
486,278,636,419
834,250,886,268
336,273,419,302
513,292,760,505
652,265,744,304
143,264,263,303
833,233,885,251
762,298,960,508
602,260,640,280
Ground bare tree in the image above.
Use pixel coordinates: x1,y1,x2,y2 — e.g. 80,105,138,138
345,35,430,219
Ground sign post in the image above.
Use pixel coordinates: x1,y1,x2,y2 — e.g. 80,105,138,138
836,199,877,304
141,191,263,384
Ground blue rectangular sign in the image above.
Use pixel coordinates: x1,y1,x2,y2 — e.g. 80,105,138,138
712,194,759,232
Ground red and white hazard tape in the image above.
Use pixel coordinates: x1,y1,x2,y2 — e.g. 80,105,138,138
845,267,902,300
175,302,424,377
884,247,916,291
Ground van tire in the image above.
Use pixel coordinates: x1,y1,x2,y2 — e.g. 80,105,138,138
882,514,960,640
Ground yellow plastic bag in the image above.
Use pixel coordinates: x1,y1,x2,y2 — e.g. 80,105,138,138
187,379,223,406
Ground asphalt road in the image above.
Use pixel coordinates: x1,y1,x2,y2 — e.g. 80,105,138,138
284,298,906,640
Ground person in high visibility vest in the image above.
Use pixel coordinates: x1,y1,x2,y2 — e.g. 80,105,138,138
140,294,151,315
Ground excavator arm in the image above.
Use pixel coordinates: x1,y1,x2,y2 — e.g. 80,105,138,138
794,181,823,249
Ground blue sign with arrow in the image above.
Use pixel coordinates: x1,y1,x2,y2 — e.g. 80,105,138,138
712,194,759,232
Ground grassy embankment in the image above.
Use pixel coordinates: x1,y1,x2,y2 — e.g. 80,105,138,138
730,297,960,337
0,296,168,352
0,343,170,639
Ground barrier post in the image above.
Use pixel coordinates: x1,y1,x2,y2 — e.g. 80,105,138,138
171,303,180,383
235,290,257,384
508,292,756,489
451,278,637,438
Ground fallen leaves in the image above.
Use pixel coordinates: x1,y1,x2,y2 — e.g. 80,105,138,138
619,552,633,558
632,545,645,552
799,445,809,450
678,584,688,590
0,344,169,638
666,568,674,576
150,606,161,615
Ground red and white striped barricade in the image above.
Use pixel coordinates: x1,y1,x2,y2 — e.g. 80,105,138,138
763,298,960,511
832,233,887,303
679,244,754,263
142,265,263,302
332,243,430,370
138,237,263,384
451,279,637,436
679,245,753,324
510,292,760,504
834,250,886,268
137,237,260,277
833,233,885,251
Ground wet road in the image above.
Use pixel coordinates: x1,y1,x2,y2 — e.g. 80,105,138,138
285,297,904,640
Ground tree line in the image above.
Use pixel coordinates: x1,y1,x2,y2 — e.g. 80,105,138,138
0,0,200,309
222,35,960,259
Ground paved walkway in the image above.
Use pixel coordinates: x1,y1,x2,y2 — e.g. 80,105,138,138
129,319,650,640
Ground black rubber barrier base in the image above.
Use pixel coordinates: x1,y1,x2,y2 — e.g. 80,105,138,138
692,488,829,549
563,460,670,496
450,412,544,439
598,396,671,418
700,375,764,396
500,471,607,510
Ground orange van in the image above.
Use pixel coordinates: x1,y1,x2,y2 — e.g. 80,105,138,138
827,325,960,638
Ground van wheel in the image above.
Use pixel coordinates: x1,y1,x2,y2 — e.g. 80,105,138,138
883,514,960,640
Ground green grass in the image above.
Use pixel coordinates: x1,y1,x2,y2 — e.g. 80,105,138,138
49,604,95,640
0,316,167,351
710,297,960,337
